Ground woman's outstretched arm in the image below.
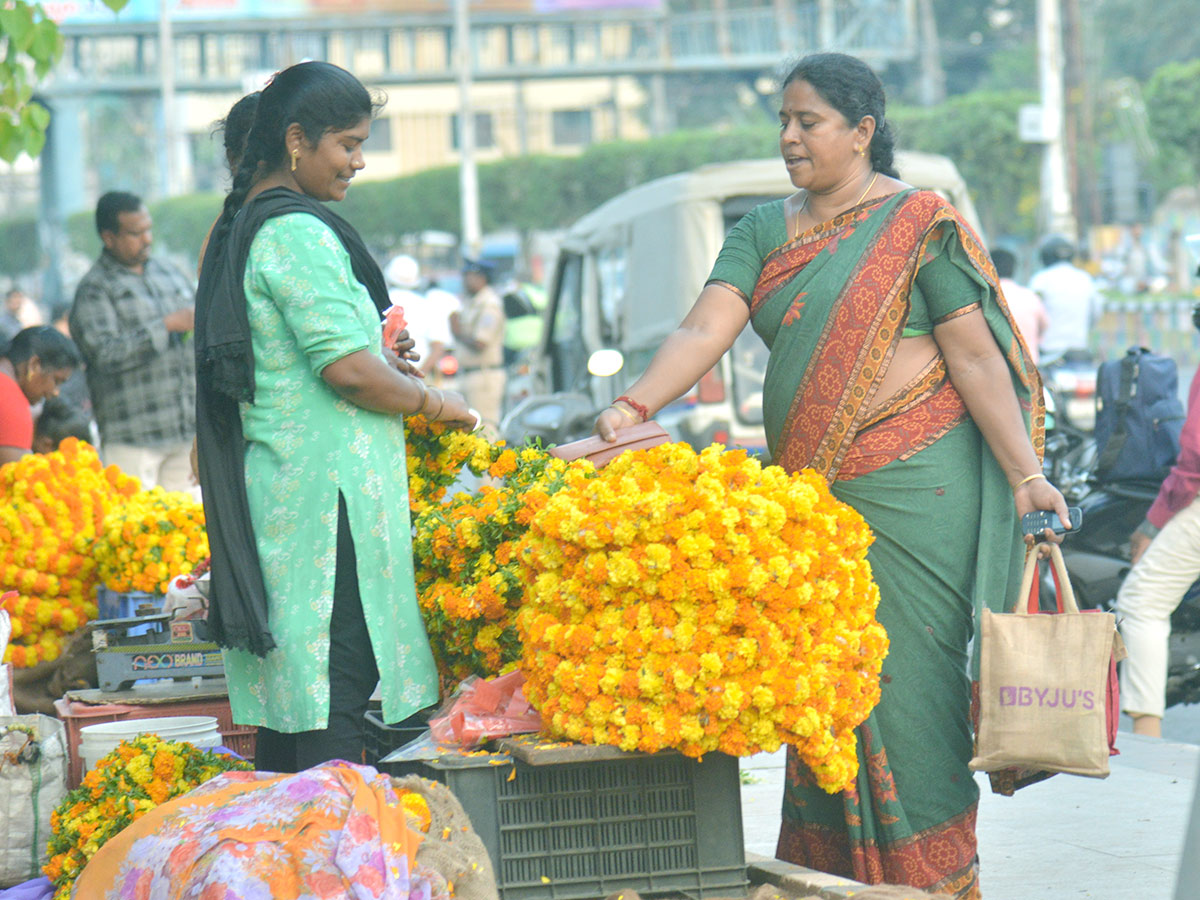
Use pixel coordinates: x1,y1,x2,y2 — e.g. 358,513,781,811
595,284,749,441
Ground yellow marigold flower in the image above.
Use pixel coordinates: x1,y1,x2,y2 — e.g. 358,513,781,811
515,441,887,793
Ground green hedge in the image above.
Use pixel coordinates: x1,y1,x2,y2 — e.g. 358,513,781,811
17,112,1035,276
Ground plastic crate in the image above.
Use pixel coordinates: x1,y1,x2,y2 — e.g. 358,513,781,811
363,707,431,766
389,749,747,900
55,694,257,787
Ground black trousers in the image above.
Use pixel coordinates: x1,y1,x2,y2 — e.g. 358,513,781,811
253,493,380,773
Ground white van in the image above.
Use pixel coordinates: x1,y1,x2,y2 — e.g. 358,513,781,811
505,153,984,457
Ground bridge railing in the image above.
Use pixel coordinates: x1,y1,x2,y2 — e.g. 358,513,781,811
50,2,915,93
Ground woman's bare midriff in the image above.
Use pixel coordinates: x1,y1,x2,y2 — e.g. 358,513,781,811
867,334,940,418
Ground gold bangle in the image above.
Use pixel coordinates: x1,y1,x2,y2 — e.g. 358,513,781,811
1014,472,1047,490
611,403,638,423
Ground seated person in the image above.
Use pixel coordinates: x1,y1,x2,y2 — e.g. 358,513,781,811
33,396,94,453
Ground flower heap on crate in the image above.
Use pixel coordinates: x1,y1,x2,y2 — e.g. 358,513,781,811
43,733,252,899
515,442,888,794
0,439,140,667
94,486,209,595
411,435,575,684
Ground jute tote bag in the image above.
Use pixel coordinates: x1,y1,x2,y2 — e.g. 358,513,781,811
970,543,1125,779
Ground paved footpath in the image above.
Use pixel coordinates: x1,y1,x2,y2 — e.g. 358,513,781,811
740,733,1198,899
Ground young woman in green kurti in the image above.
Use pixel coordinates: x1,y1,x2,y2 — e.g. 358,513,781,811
194,62,475,771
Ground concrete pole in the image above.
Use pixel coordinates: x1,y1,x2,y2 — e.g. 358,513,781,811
454,0,482,257
159,0,178,196
817,0,836,49
1037,0,1076,238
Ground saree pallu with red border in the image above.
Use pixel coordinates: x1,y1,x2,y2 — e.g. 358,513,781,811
752,190,1042,899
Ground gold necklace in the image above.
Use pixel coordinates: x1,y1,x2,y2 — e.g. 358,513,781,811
794,170,880,239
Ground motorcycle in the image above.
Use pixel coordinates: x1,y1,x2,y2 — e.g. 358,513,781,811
1042,378,1200,708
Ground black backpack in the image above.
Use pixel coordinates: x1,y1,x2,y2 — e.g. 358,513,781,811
1093,347,1186,484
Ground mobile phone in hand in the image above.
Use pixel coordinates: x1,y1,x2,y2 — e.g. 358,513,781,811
1021,507,1082,536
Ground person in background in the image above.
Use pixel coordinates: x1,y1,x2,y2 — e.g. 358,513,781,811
422,276,463,386
1028,234,1101,366
0,289,26,343
991,247,1048,365
45,298,94,424
1118,223,1168,295
384,254,455,378
450,258,506,432
592,52,1066,898
1116,299,1200,739
33,396,94,453
0,326,82,464
69,191,197,491
195,60,474,774
500,274,546,366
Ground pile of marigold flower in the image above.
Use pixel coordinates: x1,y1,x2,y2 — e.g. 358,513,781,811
515,442,888,793
411,443,576,683
403,413,496,516
94,487,209,595
0,439,140,668
43,734,252,899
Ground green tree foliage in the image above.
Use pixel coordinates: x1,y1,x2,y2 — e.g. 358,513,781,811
338,125,776,253
0,0,128,162
890,89,1041,238
1095,0,1200,82
1143,59,1200,190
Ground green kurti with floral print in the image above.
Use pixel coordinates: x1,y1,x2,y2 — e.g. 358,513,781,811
221,212,438,732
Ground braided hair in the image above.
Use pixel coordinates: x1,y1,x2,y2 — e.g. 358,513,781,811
213,61,381,244
782,53,900,180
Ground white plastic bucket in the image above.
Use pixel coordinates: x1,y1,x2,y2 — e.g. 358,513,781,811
79,715,221,775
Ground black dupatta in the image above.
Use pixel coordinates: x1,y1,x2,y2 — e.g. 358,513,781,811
193,187,390,656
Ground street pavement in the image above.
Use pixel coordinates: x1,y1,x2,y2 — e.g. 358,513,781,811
740,722,1199,899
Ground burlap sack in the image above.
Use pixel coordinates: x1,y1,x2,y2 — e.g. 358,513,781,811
970,544,1123,779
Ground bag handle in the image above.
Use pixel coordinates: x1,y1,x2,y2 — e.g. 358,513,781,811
1014,543,1080,615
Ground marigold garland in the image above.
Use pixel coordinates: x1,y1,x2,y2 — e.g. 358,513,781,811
411,444,577,683
0,439,140,667
514,442,888,793
43,733,253,899
94,487,209,595
403,414,496,517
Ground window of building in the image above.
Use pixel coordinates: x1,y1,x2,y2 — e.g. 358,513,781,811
369,116,393,153
552,109,592,146
450,112,495,150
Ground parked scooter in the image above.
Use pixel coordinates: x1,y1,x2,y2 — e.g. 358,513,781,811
1043,366,1200,708
499,349,628,447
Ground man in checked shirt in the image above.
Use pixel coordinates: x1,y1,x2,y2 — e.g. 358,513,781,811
69,191,197,492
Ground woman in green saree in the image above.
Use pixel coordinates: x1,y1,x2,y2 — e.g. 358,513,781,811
593,53,1071,899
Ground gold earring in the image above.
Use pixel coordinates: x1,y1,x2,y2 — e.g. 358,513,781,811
290,151,298,172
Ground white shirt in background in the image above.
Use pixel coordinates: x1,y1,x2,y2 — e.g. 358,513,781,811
1028,262,1102,360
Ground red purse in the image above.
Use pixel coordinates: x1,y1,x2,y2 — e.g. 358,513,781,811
547,421,670,468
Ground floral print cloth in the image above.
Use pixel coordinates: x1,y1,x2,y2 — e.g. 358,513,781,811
70,761,442,900
222,213,439,731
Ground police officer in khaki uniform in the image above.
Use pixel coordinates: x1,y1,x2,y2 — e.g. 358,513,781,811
450,259,506,434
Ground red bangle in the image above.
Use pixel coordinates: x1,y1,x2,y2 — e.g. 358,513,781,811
615,395,649,422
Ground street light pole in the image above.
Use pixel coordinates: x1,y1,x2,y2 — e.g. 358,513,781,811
1037,0,1076,238
454,0,482,258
